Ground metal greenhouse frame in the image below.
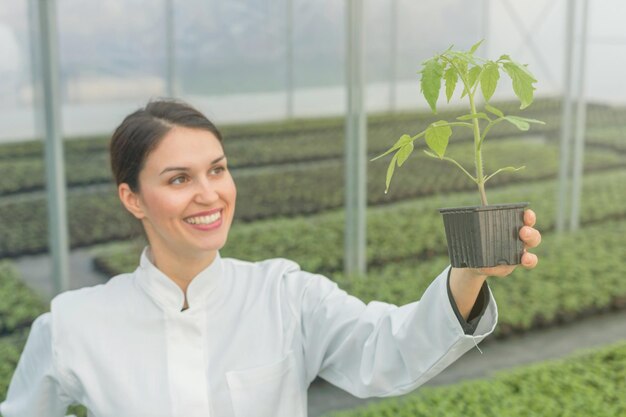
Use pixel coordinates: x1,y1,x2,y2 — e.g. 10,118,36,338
29,0,592,293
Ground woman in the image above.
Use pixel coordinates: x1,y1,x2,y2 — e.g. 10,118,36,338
1,99,541,417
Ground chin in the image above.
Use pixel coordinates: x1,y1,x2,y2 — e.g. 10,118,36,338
197,240,227,253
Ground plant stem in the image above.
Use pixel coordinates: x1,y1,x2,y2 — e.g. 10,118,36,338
479,117,504,148
440,156,478,184
468,92,488,206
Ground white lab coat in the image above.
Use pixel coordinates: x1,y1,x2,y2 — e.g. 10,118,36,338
1,247,497,417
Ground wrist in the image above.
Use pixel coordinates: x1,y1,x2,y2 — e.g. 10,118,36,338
448,267,488,322
451,267,488,282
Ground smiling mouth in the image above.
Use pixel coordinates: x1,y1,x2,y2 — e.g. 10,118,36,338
184,211,222,225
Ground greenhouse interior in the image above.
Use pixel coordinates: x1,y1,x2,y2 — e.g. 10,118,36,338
1,0,625,416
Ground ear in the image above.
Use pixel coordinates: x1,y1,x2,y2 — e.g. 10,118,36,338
118,183,146,219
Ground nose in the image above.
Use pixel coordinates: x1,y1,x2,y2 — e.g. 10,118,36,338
193,178,219,204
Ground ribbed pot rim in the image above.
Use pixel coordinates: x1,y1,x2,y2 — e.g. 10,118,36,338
439,202,529,214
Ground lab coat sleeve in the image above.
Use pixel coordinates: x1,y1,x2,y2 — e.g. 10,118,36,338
298,265,498,398
0,313,75,417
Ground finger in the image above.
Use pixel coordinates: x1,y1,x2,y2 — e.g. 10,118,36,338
520,226,542,249
521,251,538,269
524,209,536,227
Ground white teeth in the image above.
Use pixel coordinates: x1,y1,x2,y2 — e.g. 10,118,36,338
185,211,221,225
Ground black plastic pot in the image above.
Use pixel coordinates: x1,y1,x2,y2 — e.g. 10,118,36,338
439,202,528,268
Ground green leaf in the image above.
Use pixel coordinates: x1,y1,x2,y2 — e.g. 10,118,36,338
371,134,412,161
420,58,444,113
461,65,481,98
514,116,546,125
485,103,504,118
425,121,452,158
480,62,500,101
453,57,468,79
503,61,537,109
468,66,482,88
503,115,545,131
498,54,511,62
444,66,458,102
397,142,414,167
385,153,398,193
484,165,526,183
448,51,478,66
457,112,489,121
469,40,484,54
504,116,530,131
499,166,525,173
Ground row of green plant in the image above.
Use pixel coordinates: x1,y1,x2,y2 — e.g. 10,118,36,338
218,99,562,168
3,330,625,417
8,101,626,197
0,330,30,403
220,112,510,169
0,261,52,407
92,191,626,335
1,140,623,258
5,99,626,198
0,261,46,337
6,98,626,174
2,217,626,412
0,108,564,197
231,140,621,219
0,186,141,258
60,219,626,415
0,153,111,195
93,169,626,277
0,98,562,163
325,341,626,417
335,218,626,337
0,261,88,416
586,125,626,153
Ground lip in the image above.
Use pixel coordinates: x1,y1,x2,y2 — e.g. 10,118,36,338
183,208,224,231
184,208,222,219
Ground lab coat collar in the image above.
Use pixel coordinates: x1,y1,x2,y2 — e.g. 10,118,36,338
136,246,223,312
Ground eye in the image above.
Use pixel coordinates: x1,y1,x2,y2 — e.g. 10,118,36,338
210,165,226,175
169,175,188,185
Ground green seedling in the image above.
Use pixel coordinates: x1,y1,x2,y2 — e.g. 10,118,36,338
373,40,545,206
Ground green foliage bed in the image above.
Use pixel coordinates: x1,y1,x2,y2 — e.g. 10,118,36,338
0,142,623,259
0,330,30,401
0,98,561,162
90,168,626,337
93,169,626,276
0,260,46,407
93,219,626,339
324,341,626,417
7,97,624,198
0,261,46,337
338,219,626,337
1,98,626,417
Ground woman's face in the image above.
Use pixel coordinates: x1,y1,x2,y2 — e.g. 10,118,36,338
121,126,236,262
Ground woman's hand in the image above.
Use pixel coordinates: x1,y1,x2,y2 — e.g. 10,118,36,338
449,209,541,320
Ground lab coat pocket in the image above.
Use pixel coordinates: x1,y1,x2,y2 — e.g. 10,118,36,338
226,351,305,417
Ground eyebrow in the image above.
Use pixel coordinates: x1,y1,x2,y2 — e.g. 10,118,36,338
159,155,226,175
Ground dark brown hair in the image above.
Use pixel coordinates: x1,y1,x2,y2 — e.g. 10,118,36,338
110,99,223,192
